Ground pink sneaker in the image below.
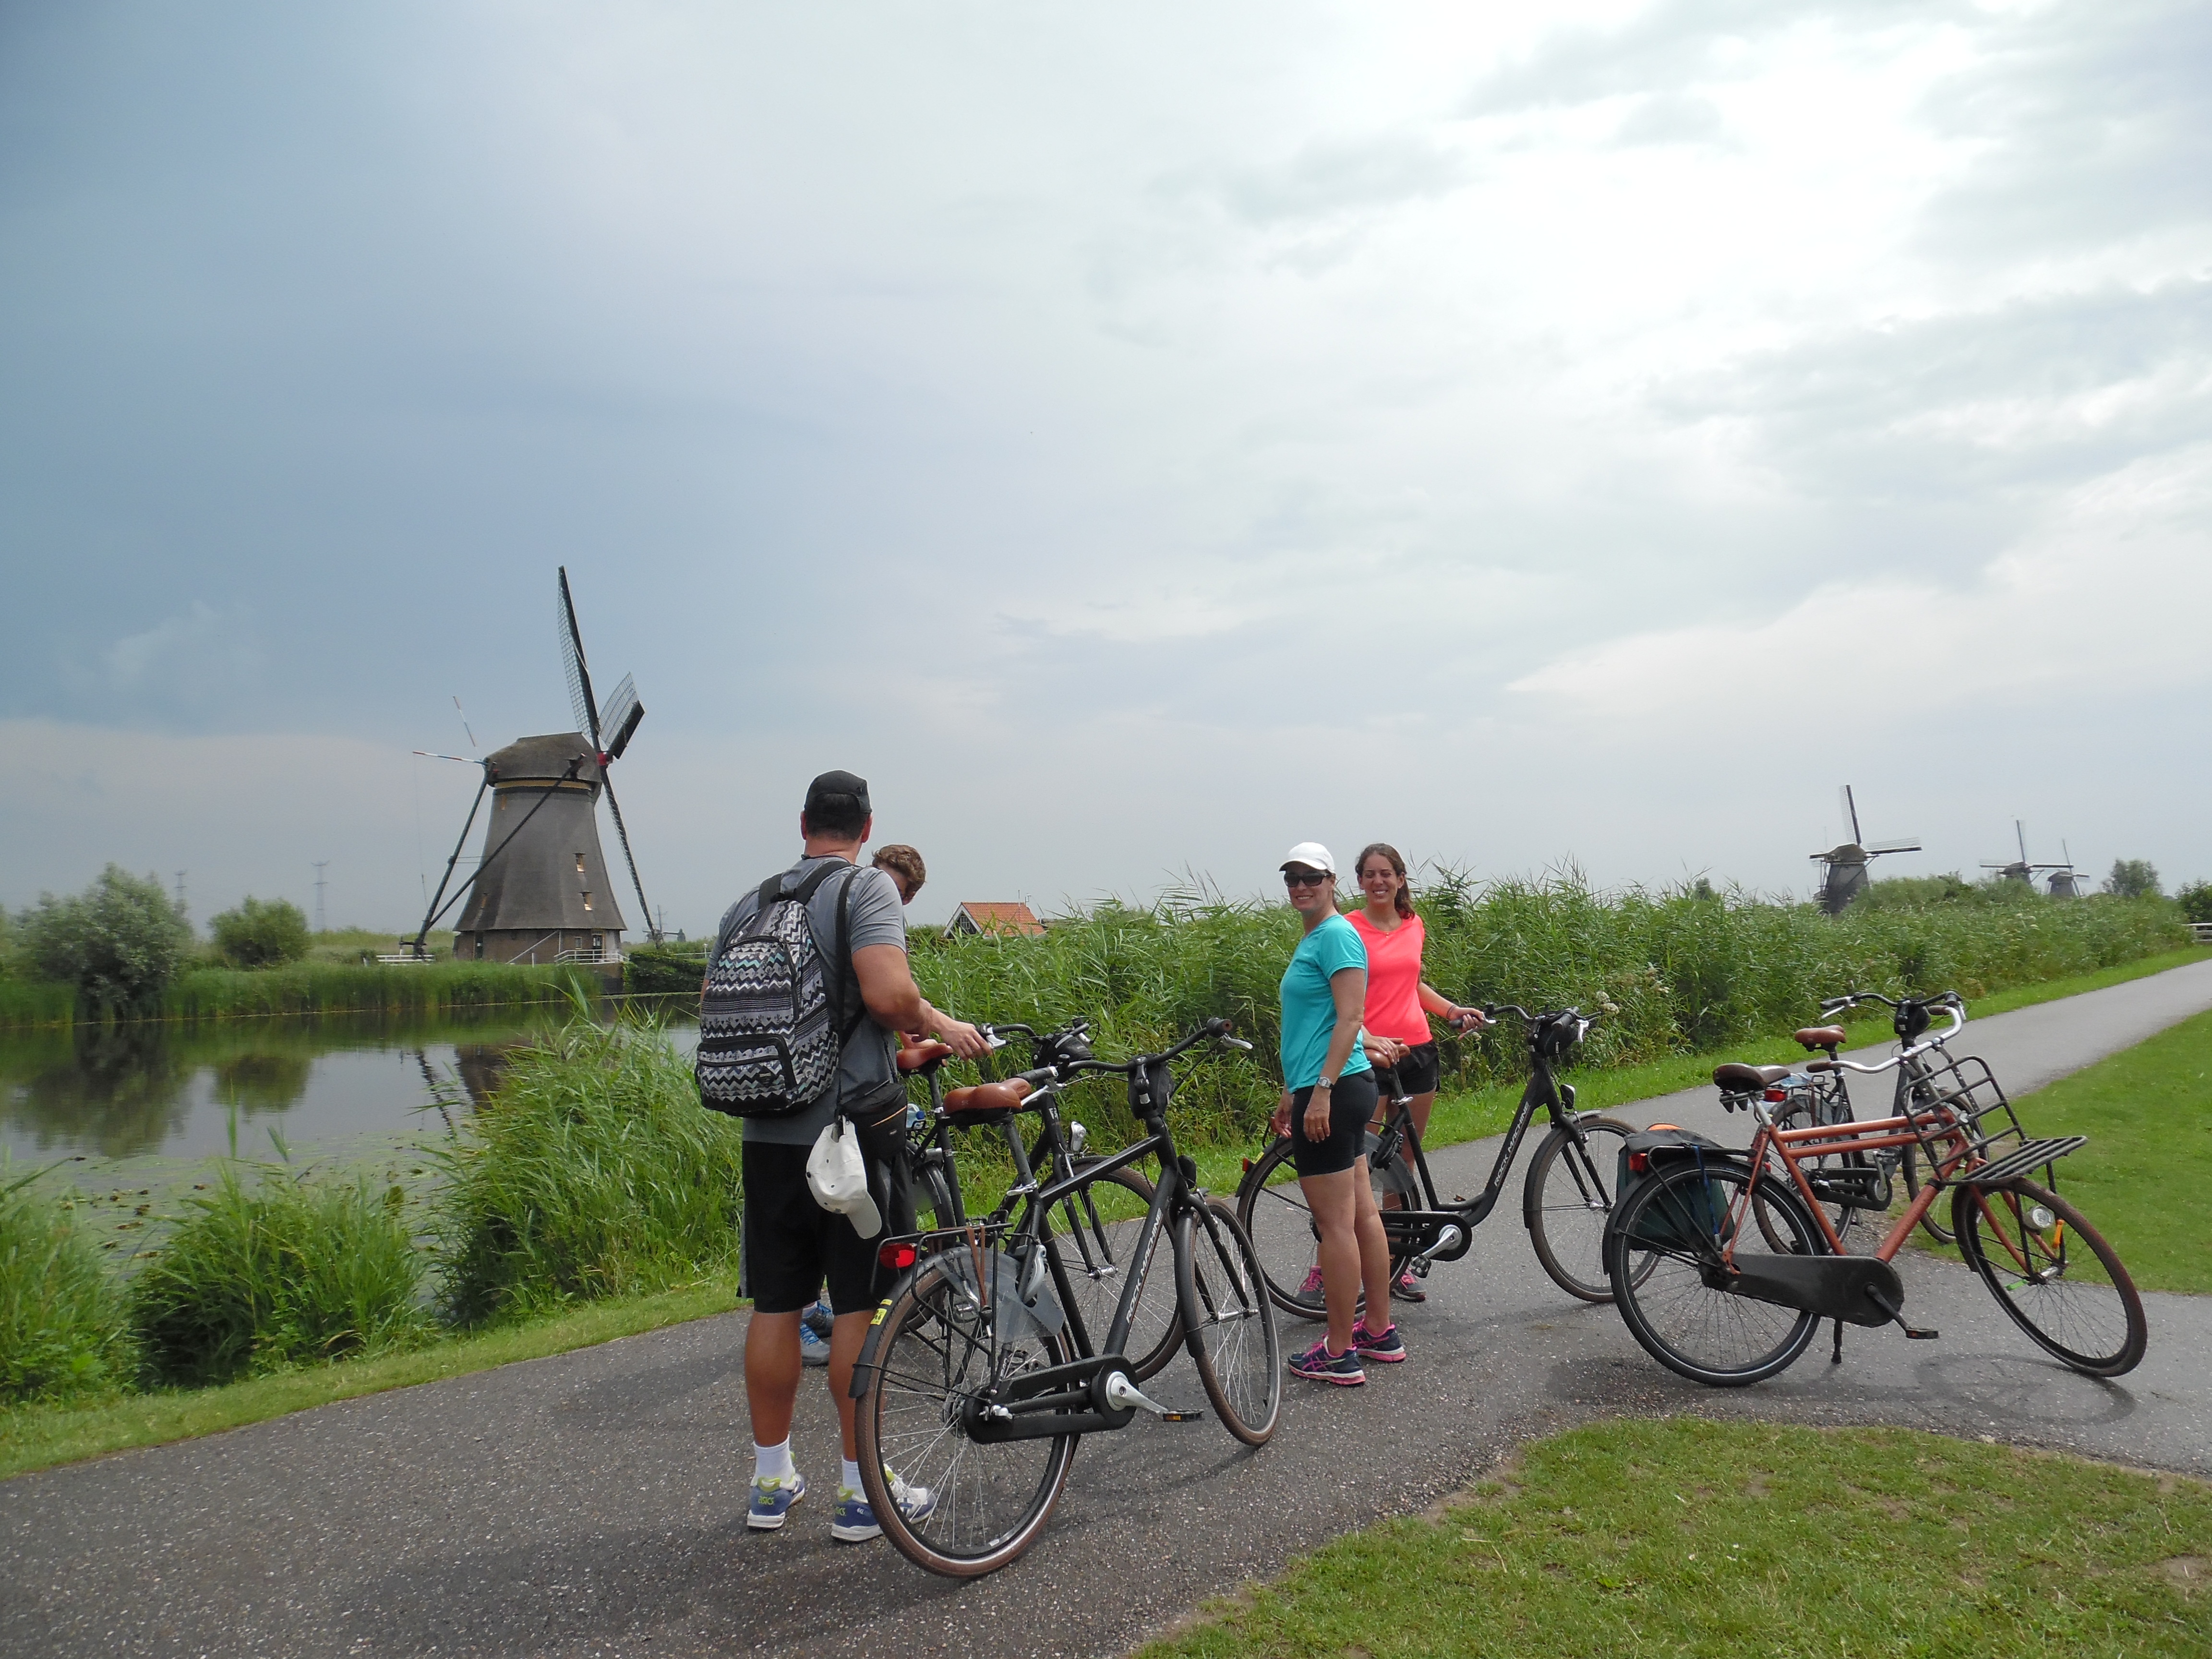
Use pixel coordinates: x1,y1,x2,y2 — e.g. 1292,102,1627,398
1296,1264,1326,1301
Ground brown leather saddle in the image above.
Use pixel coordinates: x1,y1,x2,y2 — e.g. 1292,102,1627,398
1712,1062,1793,1093
941,1078,1036,1121
896,1040,954,1073
1792,1025,1847,1052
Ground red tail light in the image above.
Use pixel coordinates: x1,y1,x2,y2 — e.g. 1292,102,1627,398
1762,1086,1788,1102
877,1241,918,1271
1628,1150,1650,1174
1241,1158,1253,1173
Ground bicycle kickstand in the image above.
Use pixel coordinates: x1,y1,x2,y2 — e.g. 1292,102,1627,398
1831,1318,1843,1365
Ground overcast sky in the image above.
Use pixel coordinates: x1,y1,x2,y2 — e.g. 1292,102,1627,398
3,0,2206,936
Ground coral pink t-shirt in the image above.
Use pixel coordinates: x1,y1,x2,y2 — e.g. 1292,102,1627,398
1346,910,1431,1044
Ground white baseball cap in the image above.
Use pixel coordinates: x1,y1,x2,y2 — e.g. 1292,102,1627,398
1280,841,1336,875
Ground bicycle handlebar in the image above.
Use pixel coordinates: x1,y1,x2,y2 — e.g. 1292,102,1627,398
1058,1017,1241,1078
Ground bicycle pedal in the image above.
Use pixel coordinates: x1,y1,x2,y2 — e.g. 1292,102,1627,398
1902,1325,1939,1341
1157,1411,1202,1423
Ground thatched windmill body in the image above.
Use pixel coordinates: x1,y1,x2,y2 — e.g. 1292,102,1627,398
412,570,658,964
1810,785,1921,914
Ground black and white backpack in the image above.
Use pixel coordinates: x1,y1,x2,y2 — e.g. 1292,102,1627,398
696,862,860,1117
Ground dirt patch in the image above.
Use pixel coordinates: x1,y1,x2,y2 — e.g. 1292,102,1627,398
2155,1555,2209,1594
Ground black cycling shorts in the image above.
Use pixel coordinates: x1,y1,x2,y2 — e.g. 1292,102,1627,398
1387,1040,1441,1097
740,1104,914,1316
1287,1069,1382,1179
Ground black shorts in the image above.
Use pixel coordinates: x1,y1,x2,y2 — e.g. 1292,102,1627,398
740,1105,914,1316
1287,1070,1381,1178
1385,1040,1441,1097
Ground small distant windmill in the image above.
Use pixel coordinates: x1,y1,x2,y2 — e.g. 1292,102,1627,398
1983,822,2074,894
409,568,659,963
1811,786,1922,914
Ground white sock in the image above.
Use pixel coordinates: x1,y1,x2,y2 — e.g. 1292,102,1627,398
753,1440,794,1482
841,1457,863,1494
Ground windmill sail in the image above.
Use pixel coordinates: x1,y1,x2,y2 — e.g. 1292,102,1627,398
558,566,601,746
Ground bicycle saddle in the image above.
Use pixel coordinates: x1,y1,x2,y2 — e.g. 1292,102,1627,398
897,1040,954,1072
1712,1062,1792,1092
943,1079,1035,1117
1792,1025,1847,1051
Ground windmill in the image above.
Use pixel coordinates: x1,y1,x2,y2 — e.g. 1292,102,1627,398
2046,842,2086,899
408,568,659,963
1982,822,2073,894
1811,786,1922,914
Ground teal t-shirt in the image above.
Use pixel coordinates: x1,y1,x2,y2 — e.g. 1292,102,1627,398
1278,913,1375,1091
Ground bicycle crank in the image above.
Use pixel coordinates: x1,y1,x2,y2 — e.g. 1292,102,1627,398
1102,1369,1200,1422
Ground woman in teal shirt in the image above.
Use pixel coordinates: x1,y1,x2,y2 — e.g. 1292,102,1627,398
1269,842,1404,1386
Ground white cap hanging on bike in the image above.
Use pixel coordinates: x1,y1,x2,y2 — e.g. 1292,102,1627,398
1280,842,1336,875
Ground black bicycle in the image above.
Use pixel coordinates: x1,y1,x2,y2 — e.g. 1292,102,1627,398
1236,1005,1639,1313
894,1020,1182,1381
853,1018,1281,1578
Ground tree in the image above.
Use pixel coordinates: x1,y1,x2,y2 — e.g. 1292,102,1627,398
17,866,193,1011
2178,880,2212,926
209,896,311,968
2103,859,2161,900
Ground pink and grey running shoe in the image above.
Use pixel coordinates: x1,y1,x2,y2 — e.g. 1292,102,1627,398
1287,1338,1366,1386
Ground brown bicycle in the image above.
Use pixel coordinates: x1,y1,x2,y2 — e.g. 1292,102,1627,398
1603,990,2147,1387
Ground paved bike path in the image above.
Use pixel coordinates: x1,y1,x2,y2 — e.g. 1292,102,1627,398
6,960,2210,1659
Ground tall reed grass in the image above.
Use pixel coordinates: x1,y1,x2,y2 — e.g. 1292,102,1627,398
0,960,610,1030
909,879,2188,1146
0,1171,136,1403
130,1165,429,1386
432,1009,743,1324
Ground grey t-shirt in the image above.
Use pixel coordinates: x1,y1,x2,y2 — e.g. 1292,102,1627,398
713,854,908,1145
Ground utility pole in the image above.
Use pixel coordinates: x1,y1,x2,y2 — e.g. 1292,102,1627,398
313,861,330,936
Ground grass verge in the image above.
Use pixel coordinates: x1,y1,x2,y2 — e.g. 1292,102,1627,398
0,1280,736,1481
1990,1005,2212,1296
1144,1418,2212,1659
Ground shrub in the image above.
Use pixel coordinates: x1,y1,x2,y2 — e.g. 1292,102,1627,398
0,1176,136,1403
623,941,708,996
2176,881,2212,926
131,1166,428,1386
16,866,193,1013
432,1008,743,1323
2104,859,2162,900
208,896,311,968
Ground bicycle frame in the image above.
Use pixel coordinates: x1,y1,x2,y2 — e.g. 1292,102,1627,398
1734,1105,1974,1264
1369,1029,1587,1262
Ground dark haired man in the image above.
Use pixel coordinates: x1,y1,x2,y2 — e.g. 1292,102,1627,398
724,770,989,1543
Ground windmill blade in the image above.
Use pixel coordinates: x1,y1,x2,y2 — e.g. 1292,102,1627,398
2016,819,2028,863
452,695,479,752
557,566,602,745
413,750,480,765
1865,838,1922,854
1840,785,1861,846
599,771,660,943
599,673,645,761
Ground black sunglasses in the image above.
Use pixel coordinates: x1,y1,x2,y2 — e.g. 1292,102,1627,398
1282,868,1330,889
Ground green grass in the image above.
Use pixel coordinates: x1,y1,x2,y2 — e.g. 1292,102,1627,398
1144,1418,2212,1659
0,1173,136,1404
431,1010,744,1322
0,1279,735,1481
1994,1006,2212,1296
130,1163,430,1386
0,958,608,1030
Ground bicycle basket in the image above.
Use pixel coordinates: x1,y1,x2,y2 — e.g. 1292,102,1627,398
1899,1051,2021,1164
1612,1129,1741,1253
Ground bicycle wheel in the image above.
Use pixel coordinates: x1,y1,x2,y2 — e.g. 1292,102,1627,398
1522,1114,1638,1302
1175,1198,1281,1446
1899,1142,1956,1246
1608,1163,1825,1388
853,1254,1079,1578
1235,1133,1415,1321
914,1160,959,1230
1046,1160,1180,1381
1952,1178,2146,1378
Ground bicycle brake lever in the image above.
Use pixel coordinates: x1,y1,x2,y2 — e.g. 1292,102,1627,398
1218,1036,1253,1051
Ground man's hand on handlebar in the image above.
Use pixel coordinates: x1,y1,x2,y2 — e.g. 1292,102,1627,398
931,1014,995,1060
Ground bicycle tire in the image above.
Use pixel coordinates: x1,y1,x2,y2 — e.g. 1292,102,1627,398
1607,1162,1825,1388
853,1254,1079,1579
1521,1115,1638,1302
1899,1142,1956,1246
1951,1177,2146,1378
915,1162,959,1231
1767,1099,1863,1247
1234,1132,1416,1321
1175,1198,1281,1445
1049,1160,1180,1380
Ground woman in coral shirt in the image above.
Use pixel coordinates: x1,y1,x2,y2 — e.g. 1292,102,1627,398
1345,842,1484,1301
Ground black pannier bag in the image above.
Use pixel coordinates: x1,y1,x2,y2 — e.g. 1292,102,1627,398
1614,1127,1742,1253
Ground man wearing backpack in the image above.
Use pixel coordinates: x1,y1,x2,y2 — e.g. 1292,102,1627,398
700,770,989,1543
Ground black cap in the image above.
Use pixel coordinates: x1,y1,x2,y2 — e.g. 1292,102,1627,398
803,769,871,815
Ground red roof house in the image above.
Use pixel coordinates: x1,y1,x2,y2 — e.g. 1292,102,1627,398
944,901,1047,939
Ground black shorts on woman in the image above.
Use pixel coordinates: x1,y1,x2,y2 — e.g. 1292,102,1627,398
1287,1069,1381,1178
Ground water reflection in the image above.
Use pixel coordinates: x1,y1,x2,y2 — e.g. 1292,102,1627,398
0,1006,693,1166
